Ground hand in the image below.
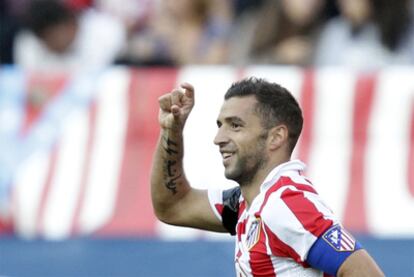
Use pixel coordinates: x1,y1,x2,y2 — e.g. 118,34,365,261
158,83,195,130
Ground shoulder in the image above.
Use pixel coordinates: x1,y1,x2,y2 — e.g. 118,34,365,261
260,175,336,236
261,174,319,207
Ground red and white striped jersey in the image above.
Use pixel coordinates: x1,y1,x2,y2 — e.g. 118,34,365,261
208,160,338,277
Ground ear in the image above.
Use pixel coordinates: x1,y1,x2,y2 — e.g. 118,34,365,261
267,125,289,151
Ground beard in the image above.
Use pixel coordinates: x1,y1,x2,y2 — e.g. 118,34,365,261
224,136,268,187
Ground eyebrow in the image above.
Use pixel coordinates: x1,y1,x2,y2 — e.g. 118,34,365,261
216,116,246,127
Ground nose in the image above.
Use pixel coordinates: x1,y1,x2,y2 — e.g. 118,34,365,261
214,126,229,146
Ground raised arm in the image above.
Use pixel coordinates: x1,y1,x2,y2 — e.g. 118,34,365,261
150,83,225,232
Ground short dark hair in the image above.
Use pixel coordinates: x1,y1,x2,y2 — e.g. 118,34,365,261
24,0,76,36
224,77,303,153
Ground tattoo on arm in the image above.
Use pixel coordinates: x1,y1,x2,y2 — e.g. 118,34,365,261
166,160,177,177
163,136,178,155
162,135,181,195
165,174,181,194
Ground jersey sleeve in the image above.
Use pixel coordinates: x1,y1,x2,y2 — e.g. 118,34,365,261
207,186,241,235
261,185,338,263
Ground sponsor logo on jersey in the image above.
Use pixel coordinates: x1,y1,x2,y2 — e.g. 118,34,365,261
245,218,261,250
323,224,356,252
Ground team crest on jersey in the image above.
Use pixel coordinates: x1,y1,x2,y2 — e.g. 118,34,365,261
323,224,356,252
245,218,261,250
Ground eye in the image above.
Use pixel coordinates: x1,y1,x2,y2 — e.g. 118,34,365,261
231,122,241,130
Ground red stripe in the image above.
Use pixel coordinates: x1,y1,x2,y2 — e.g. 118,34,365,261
98,68,179,236
35,145,59,236
341,232,353,245
297,69,315,164
239,200,246,218
236,249,242,258
70,101,97,235
249,223,276,276
214,203,224,215
341,237,352,249
237,218,248,242
285,180,317,194
408,100,414,197
280,188,333,237
22,73,67,135
0,209,13,234
344,73,377,233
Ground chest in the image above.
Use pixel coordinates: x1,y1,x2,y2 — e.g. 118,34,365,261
233,211,321,277
234,212,275,275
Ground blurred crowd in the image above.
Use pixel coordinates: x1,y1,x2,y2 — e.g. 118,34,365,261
1,0,414,71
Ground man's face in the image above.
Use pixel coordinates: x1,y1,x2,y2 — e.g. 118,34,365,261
214,96,269,186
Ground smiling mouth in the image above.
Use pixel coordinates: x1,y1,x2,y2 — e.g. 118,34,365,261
221,152,234,165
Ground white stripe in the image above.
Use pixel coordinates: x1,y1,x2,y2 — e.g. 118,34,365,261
366,68,414,236
14,151,50,238
306,68,355,220
302,191,338,224
261,221,278,276
271,256,322,276
207,189,223,221
236,212,253,277
179,66,238,191
41,109,89,239
79,68,129,233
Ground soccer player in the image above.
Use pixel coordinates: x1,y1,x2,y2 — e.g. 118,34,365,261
151,78,384,276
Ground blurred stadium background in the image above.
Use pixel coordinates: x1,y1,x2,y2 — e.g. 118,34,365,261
1,0,414,276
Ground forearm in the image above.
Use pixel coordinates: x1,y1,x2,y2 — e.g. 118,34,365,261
151,128,191,221
337,250,385,277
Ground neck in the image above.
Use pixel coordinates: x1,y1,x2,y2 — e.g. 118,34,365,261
240,155,290,208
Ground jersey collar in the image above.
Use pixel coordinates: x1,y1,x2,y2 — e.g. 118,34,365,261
260,159,306,192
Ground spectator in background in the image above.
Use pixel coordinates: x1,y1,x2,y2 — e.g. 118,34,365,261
0,0,21,64
14,0,126,72
232,0,265,18
95,0,157,65
118,0,232,66
230,0,328,66
314,0,414,69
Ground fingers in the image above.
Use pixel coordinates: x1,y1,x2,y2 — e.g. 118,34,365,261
158,82,194,114
171,105,180,117
171,88,183,107
158,94,172,112
181,82,194,99
171,88,184,118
